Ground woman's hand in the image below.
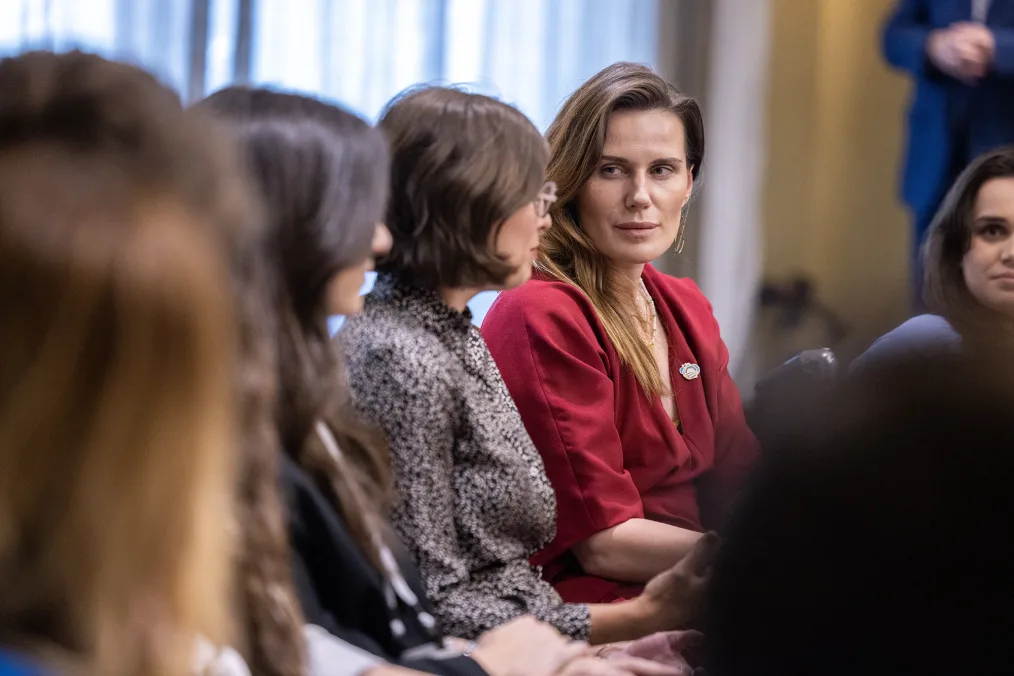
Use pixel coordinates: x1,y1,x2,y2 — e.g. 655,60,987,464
637,533,718,633
470,616,588,676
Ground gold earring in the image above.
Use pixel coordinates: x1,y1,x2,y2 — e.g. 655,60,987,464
674,218,687,255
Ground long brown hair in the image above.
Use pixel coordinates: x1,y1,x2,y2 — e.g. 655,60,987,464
221,169,307,676
201,87,393,570
0,51,241,676
540,62,705,396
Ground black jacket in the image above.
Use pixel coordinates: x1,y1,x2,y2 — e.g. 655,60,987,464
280,454,486,676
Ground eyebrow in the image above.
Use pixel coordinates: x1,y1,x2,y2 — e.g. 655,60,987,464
599,155,684,165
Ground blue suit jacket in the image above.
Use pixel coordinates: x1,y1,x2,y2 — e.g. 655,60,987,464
883,0,1014,215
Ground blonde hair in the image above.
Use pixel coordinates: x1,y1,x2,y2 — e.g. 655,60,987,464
539,63,704,397
0,51,245,675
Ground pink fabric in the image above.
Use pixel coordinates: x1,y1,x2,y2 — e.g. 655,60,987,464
606,630,704,673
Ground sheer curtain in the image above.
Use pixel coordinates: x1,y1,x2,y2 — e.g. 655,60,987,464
0,0,193,91
696,0,771,385
3,0,660,326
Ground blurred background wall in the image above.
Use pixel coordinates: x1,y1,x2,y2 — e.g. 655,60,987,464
755,0,911,381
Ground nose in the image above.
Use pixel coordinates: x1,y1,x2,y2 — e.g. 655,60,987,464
372,223,393,256
537,211,552,234
625,174,651,211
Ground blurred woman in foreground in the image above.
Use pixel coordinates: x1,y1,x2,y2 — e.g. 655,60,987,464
0,51,242,676
703,354,1014,675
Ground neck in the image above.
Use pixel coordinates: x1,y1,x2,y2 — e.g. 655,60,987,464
610,263,646,299
439,286,482,313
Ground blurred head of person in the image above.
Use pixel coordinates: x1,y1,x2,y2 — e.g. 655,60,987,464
0,50,246,676
539,62,704,397
376,86,552,302
701,354,1014,676
925,146,1014,342
200,87,394,572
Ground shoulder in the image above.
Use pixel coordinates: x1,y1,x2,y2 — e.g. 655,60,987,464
482,273,613,365
485,273,599,329
867,314,960,354
851,314,961,374
340,313,457,391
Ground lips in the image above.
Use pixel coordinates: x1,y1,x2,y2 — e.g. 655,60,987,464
615,221,659,231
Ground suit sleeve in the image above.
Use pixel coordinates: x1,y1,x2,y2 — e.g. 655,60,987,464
989,28,1014,75
882,0,933,75
483,290,644,562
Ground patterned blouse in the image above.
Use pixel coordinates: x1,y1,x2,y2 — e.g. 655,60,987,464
339,274,591,640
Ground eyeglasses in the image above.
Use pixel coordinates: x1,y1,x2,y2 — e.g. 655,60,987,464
533,181,558,218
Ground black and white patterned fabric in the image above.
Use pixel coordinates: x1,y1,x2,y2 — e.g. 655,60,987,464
339,274,591,640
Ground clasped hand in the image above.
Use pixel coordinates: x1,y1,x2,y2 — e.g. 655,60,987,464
928,22,996,83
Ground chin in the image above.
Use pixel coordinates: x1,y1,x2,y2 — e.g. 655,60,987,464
609,243,670,266
330,297,365,317
989,299,1014,320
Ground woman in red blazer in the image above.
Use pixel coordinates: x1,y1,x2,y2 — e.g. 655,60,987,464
481,63,760,605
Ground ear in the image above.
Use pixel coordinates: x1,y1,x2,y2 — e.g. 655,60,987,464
681,168,694,209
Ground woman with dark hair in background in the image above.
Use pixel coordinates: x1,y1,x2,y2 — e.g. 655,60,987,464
482,62,758,605
853,146,1014,372
200,86,635,676
340,85,713,654
0,50,243,676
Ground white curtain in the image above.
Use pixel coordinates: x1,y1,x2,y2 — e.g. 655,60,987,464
2,0,659,128
0,0,193,91
696,0,772,385
2,0,662,327
236,0,658,130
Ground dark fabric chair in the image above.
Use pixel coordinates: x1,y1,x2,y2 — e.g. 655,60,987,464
746,348,838,450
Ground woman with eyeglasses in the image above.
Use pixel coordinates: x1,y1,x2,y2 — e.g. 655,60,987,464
201,85,669,676
340,86,714,657
480,63,760,606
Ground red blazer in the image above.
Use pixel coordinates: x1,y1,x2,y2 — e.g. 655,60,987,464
480,264,760,604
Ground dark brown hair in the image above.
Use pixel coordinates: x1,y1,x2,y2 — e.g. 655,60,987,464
0,50,242,676
923,146,1014,335
201,87,393,568
539,62,705,397
377,86,549,289
194,89,328,676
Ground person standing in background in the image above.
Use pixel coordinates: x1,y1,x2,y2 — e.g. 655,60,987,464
883,0,1014,310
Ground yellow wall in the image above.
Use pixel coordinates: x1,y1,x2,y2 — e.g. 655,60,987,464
763,0,912,356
